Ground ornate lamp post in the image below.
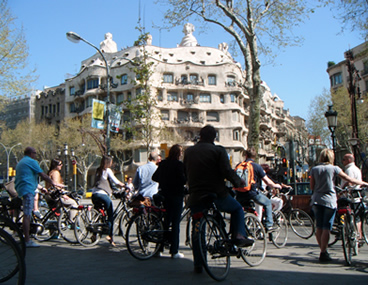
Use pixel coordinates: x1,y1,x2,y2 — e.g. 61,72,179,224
325,105,338,164
0,142,21,182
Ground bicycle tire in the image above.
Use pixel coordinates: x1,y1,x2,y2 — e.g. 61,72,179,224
288,209,315,239
0,228,26,285
33,206,59,241
198,215,230,281
58,208,78,244
74,208,101,247
271,210,288,248
126,212,163,260
362,211,368,245
119,208,133,240
341,214,352,265
241,213,267,266
185,214,192,248
0,215,26,258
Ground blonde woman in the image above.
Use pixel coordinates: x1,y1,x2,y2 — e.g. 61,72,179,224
310,149,368,262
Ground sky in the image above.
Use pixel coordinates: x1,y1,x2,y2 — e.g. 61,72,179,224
8,0,364,120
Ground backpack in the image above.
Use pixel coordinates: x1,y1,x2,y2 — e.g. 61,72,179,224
234,161,255,192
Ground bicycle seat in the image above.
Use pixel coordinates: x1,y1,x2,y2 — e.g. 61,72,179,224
241,199,256,208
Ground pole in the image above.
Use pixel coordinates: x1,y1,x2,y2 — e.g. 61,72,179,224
0,142,21,182
64,143,69,186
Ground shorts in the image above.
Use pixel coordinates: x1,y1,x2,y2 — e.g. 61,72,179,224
312,204,336,230
22,193,35,217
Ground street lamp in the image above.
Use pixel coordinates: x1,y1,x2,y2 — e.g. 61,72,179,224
325,105,338,163
66,31,111,155
0,142,22,182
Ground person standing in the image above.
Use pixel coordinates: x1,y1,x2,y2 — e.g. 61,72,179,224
152,144,186,259
133,151,160,199
310,149,368,262
235,148,282,232
15,147,63,248
184,125,253,274
91,155,125,247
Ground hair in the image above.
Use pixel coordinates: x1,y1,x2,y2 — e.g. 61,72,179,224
24,147,35,156
167,144,182,160
200,125,216,143
96,155,113,179
48,158,63,175
244,147,257,159
319,149,335,164
148,151,160,162
343,153,354,163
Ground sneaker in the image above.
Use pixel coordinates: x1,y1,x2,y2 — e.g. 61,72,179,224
33,211,43,219
26,240,40,248
233,237,254,247
319,251,332,262
266,226,277,233
172,252,184,259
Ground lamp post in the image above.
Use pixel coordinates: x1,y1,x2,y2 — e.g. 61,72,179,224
0,142,22,182
325,105,338,164
66,31,111,155
70,148,77,192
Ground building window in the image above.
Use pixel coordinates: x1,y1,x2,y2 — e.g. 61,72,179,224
57,103,60,113
127,92,132,102
185,93,194,102
207,111,219,122
157,91,163,101
70,86,75,96
230,94,237,103
363,61,368,75
330,72,342,86
190,74,198,84
87,78,99,90
199,93,211,103
220,94,225,103
191,111,199,122
123,111,131,122
121,74,128,85
117,94,124,104
178,111,189,122
163,73,173,83
227,75,236,86
86,96,94,108
161,110,169,121
168,92,178,102
181,75,188,84
69,103,75,113
233,130,240,141
208,75,216,85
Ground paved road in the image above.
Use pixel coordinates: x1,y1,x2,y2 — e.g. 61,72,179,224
5,218,368,285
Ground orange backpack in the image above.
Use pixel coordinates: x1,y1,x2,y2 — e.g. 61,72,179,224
234,161,255,192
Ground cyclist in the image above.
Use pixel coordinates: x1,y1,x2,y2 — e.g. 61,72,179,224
91,155,125,247
184,125,254,274
235,148,282,232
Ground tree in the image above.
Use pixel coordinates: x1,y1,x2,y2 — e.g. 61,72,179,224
330,0,368,40
158,0,318,151
306,88,332,145
0,0,37,101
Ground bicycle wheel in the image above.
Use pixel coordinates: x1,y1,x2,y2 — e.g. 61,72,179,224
126,212,163,260
58,208,78,244
342,214,357,266
0,215,26,258
241,213,267,266
362,211,368,245
198,215,230,281
0,228,26,285
119,208,133,240
271,210,288,248
74,208,102,247
185,214,192,248
288,209,315,239
34,208,59,241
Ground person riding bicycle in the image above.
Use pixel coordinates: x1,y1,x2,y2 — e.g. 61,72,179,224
184,125,254,274
91,155,125,247
235,147,282,232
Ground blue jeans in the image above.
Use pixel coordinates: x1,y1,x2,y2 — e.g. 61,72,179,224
190,194,246,267
92,193,114,237
313,205,336,230
237,190,273,229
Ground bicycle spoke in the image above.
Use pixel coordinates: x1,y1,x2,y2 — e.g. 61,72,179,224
289,209,315,239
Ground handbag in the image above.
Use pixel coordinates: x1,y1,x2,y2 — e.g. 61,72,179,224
4,179,18,198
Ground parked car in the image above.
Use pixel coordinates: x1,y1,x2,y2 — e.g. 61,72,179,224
287,182,313,215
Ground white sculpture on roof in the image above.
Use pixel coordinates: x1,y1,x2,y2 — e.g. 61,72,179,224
179,23,198,47
100,32,118,53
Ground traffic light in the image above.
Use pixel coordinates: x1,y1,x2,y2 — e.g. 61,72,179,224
8,167,13,177
124,174,128,182
282,158,287,168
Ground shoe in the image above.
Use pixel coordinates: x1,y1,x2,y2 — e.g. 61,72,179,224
266,226,277,233
319,251,332,262
233,237,254,247
172,252,184,259
33,211,43,219
194,266,203,274
26,240,40,248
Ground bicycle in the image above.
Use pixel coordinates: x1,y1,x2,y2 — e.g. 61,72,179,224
0,228,26,285
280,188,315,239
125,193,192,260
191,193,266,281
74,190,132,246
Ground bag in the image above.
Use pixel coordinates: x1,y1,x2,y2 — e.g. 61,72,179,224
234,161,255,192
128,194,151,207
4,180,18,198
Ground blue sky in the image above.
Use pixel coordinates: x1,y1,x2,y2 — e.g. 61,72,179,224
8,0,363,120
